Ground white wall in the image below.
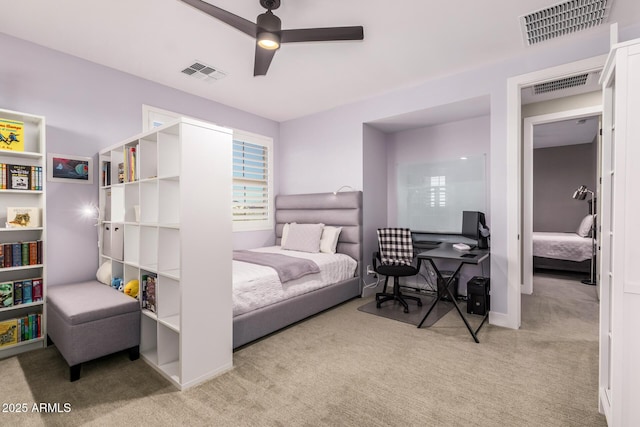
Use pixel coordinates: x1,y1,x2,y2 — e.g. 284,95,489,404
279,22,640,318
0,33,279,285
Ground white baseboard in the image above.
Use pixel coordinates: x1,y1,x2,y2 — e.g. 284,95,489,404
489,310,518,329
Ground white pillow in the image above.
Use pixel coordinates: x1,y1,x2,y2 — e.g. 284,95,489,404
320,226,343,254
282,223,325,253
281,222,296,246
577,215,593,237
96,260,112,285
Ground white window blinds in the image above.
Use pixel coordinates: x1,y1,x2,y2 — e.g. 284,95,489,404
232,137,271,228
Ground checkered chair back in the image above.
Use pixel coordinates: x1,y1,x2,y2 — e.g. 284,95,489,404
377,228,414,266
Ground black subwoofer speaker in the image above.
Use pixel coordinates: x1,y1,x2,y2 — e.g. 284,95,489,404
467,276,490,315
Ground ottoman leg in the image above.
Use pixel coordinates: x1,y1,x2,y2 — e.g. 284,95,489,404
70,364,81,382
129,345,140,361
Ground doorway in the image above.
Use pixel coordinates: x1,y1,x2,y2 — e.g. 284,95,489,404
522,107,601,295
505,54,607,329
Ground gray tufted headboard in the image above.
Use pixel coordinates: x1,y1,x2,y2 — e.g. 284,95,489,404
274,191,363,277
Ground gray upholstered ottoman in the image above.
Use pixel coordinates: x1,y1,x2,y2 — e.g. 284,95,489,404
47,280,141,381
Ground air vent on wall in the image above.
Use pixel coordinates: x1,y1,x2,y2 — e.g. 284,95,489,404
520,0,612,46
181,61,227,82
533,73,589,94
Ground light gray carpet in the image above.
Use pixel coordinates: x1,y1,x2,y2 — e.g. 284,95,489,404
2,273,605,426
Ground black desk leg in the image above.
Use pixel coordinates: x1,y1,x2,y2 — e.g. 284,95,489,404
417,259,483,343
417,261,464,328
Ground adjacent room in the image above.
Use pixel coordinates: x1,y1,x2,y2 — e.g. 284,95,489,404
1,0,639,425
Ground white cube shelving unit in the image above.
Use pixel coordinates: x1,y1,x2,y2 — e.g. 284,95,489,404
98,117,233,389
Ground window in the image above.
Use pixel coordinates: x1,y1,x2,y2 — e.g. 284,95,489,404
142,105,274,232
232,132,273,231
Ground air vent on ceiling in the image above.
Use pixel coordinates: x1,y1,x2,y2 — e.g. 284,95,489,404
520,0,612,46
533,73,589,94
181,61,227,82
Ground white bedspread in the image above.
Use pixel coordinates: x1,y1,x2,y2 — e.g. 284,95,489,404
533,232,593,262
232,246,357,317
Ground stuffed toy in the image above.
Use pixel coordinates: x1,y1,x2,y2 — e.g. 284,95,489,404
124,279,139,299
111,277,123,291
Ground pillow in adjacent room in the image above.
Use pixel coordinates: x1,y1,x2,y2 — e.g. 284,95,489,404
320,226,343,254
281,222,296,246
577,215,593,237
96,260,112,285
282,223,325,253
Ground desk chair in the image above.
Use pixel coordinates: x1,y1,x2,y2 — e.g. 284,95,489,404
374,228,422,313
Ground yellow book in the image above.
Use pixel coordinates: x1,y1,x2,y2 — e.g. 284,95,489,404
0,319,18,347
0,119,24,152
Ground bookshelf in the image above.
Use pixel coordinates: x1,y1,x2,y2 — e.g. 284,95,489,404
0,108,46,359
98,118,233,389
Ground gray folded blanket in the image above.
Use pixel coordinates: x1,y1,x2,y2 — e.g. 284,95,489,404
233,250,320,283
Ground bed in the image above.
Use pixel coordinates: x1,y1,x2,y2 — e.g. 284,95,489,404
232,191,363,348
532,231,593,273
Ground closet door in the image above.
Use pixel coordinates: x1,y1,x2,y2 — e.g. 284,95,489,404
598,56,614,421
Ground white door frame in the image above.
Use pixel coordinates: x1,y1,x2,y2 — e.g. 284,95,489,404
522,106,602,295
506,54,607,328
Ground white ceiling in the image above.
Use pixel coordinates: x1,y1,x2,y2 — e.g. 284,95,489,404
2,1,640,122
533,115,600,149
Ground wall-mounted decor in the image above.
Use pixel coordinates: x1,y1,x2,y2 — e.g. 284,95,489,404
47,153,93,184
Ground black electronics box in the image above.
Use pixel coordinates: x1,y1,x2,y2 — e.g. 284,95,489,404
467,276,490,315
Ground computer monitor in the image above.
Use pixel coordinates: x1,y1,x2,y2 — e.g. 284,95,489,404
462,211,489,249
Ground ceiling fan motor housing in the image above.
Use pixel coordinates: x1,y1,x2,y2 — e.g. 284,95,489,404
257,11,281,33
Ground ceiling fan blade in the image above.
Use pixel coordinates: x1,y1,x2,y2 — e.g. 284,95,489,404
254,45,277,76
180,0,257,38
280,26,364,43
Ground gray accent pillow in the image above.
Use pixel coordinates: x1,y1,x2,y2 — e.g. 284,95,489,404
282,223,325,253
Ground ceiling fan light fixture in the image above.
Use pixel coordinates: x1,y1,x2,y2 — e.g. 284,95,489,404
257,31,280,50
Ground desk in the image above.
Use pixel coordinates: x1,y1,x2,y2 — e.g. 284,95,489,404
417,243,490,343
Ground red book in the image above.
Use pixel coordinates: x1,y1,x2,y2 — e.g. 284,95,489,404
4,244,12,268
29,242,37,265
31,278,43,302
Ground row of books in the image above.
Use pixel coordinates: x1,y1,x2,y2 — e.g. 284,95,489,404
141,274,156,313
0,164,43,191
0,314,42,347
0,278,43,308
0,241,43,268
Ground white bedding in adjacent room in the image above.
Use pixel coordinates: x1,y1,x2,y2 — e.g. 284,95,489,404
533,232,592,262
232,246,357,316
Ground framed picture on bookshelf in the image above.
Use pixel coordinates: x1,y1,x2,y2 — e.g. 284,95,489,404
47,153,93,184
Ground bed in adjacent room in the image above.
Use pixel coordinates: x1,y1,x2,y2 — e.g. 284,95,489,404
532,215,594,273
232,191,363,349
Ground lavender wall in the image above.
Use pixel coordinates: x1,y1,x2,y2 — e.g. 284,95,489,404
279,23,640,317
0,34,279,286
361,124,388,294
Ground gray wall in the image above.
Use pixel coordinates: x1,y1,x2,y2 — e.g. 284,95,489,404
0,33,279,286
533,142,596,232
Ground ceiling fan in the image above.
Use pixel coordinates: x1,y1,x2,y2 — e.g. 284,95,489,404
179,0,364,76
